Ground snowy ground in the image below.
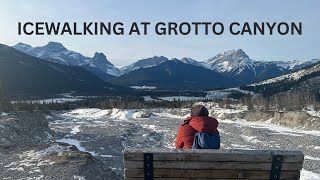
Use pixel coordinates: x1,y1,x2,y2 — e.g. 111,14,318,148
44,105,320,179
2,104,319,179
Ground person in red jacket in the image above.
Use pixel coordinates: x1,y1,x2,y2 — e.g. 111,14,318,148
175,104,219,149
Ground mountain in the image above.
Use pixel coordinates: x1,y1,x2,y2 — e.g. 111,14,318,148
0,44,124,97
111,59,235,90
203,49,319,85
12,42,320,90
13,42,120,80
242,61,320,95
81,52,121,81
13,42,87,65
120,56,169,74
179,57,203,67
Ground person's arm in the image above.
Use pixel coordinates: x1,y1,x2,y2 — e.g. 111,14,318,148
175,127,184,149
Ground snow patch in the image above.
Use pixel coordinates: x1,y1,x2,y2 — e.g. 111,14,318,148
159,96,204,102
56,138,112,158
130,86,156,90
56,138,86,152
221,119,320,136
110,109,134,120
240,135,261,143
63,108,111,119
300,169,320,180
305,155,320,161
74,175,86,180
70,125,81,134
12,97,82,104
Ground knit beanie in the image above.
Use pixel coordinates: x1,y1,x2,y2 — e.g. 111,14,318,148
191,105,209,117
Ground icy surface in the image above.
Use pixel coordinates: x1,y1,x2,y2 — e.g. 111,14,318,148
42,105,320,178
301,169,320,180
3,104,318,178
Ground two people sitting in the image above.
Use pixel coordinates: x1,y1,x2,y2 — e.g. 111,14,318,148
175,104,220,149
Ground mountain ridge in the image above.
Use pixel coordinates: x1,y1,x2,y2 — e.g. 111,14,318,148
12,42,320,90
0,44,125,97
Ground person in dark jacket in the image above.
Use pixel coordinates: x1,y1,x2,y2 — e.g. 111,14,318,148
175,105,219,149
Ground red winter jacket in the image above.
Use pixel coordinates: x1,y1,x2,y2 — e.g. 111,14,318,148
175,116,219,149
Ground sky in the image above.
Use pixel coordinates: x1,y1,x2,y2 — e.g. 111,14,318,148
0,0,319,67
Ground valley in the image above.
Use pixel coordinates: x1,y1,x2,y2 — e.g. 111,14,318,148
1,104,320,179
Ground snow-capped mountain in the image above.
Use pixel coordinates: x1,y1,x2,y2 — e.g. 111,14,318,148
14,42,89,65
274,59,320,70
13,42,120,79
252,62,320,86
241,61,320,96
0,44,123,96
12,42,320,89
204,49,256,74
112,59,234,89
120,56,169,74
202,49,320,85
87,52,121,77
179,57,203,67
204,49,320,75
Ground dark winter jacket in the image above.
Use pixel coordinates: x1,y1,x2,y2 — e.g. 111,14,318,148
175,116,219,149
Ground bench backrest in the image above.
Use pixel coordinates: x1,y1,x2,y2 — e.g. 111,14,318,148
123,148,304,180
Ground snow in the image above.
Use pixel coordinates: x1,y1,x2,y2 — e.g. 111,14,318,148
305,155,320,161
142,96,160,101
109,109,134,120
24,144,66,158
130,86,156,90
12,97,82,104
305,109,320,118
144,88,251,102
63,108,188,121
204,49,255,74
5,144,66,176
252,63,320,86
55,138,114,158
240,135,261,143
56,138,86,152
63,108,110,119
13,42,120,77
159,96,205,101
47,104,320,177
221,118,320,136
74,175,86,180
1,112,8,116
70,125,81,134
301,169,320,180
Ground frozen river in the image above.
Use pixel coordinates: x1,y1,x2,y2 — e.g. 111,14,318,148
47,108,320,179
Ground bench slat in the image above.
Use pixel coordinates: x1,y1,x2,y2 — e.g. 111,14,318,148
125,169,300,179
124,161,302,171
125,178,269,180
123,149,303,180
124,152,303,163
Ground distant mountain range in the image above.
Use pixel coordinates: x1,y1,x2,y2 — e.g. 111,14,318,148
13,42,120,81
111,60,234,90
242,61,320,95
11,41,320,90
0,44,125,97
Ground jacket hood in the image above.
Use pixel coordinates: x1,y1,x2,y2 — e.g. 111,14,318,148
187,116,219,134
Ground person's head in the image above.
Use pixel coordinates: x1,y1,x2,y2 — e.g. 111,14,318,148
191,105,209,117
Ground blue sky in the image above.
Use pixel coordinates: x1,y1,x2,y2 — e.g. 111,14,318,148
0,0,319,66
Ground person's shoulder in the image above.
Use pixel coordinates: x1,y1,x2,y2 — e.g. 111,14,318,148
191,116,218,121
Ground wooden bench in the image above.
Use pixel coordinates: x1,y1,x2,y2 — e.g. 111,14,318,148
123,149,304,180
